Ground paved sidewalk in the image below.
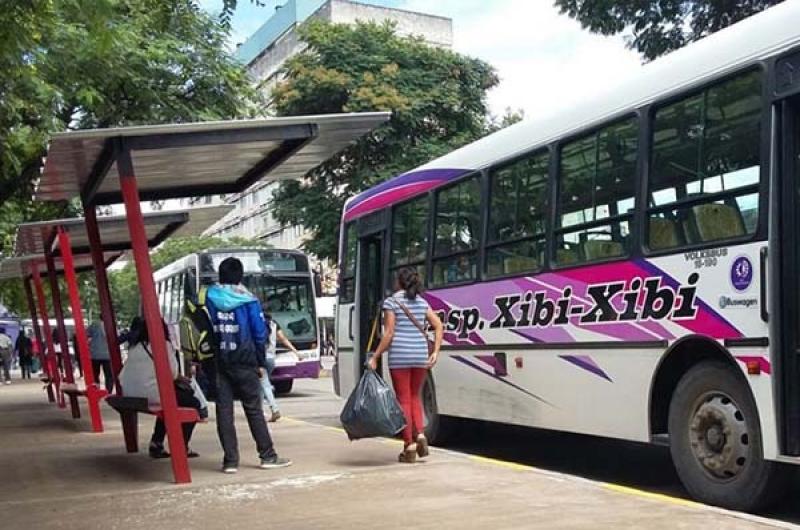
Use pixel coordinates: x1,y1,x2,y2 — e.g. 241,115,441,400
0,378,792,529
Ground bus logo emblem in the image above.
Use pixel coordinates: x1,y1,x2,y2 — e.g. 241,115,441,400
731,256,753,292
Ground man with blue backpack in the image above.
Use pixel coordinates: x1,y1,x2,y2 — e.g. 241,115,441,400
205,257,292,474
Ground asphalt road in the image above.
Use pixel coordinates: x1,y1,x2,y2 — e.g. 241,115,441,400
283,376,800,526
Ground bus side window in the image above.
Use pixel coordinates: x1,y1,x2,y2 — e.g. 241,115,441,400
339,223,357,303
390,195,429,284
555,117,638,266
431,175,481,286
486,150,548,278
184,269,197,301
647,70,761,251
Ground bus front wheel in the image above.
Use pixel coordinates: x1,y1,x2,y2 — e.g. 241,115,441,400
274,379,293,395
668,361,786,511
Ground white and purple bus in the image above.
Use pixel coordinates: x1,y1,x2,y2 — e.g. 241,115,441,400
335,3,800,511
155,248,322,394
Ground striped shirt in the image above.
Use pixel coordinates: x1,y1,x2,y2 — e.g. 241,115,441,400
383,292,430,369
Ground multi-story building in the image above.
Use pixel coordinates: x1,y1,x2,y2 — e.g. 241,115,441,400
200,0,453,291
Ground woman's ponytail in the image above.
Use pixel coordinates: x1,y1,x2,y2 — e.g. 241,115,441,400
397,267,422,300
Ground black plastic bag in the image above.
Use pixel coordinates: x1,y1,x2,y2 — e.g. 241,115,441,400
340,370,406,440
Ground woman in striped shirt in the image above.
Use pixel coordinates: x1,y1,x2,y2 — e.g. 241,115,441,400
368,267,444,463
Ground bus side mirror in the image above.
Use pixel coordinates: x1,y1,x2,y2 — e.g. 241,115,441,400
314,271,323,297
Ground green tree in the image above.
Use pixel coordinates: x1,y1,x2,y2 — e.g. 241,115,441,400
0,0,255,210
269,20,499,260
554,0,785,61
0,0,257,317
109,236,268,323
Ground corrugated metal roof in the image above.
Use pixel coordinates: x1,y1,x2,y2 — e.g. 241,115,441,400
0,253,122,281
37,113,390,204
13,206,231,258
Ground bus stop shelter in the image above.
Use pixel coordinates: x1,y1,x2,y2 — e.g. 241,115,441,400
0,252,122,407
31,112,390,484
5,206,231,431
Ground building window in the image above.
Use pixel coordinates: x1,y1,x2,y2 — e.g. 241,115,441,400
432,175,481,286
486,150,548,277
648,70,762,251
391,196,429,283
555,117,638,265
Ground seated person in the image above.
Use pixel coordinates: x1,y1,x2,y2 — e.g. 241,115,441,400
446,255,474,283
118,317,204,459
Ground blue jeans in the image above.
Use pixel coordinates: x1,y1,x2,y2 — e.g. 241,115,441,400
261,357,279,412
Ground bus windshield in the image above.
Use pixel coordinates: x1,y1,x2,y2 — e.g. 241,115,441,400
243,275,317,345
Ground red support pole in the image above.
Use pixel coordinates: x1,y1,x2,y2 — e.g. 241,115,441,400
117,147,190,484
84,205,122,394
58,227,104,432
30,262,63,407
24,276,53,402
44,237,76,384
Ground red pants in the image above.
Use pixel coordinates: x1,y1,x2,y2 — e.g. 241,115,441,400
390,367,427,445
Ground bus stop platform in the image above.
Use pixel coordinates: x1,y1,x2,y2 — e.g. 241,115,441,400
0,378,791,530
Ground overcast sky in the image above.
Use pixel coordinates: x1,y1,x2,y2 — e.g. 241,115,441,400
199,0,645,120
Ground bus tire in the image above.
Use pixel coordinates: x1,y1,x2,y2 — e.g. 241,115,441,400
422,374,455,445
274,379,293,395
668,361,787,511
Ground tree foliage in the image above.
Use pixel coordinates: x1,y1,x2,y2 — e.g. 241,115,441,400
0,0,256,211
0,0,256,318
554,0,785,61
109,236,268,324
270,20,499,260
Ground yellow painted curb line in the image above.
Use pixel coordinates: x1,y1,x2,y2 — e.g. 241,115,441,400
602,483,701,509
469,455,535,472
467,454,701,509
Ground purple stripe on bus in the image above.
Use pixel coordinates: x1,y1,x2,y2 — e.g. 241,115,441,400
346,168,470,210
451,354,554,406
344,181,440,221
632,258,741,338
559,355,613,382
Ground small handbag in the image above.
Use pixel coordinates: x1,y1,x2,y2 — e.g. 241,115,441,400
393,297,435,355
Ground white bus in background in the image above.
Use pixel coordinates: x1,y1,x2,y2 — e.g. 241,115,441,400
335,3,800,512
155,248,322,394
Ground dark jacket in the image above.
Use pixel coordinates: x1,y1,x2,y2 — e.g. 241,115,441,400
205,284,268,369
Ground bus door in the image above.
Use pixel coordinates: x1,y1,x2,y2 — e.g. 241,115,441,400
356,212,388,382
775,94,800,455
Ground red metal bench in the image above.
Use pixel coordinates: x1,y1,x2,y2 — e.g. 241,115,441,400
61,383,108,420
105,395,200,453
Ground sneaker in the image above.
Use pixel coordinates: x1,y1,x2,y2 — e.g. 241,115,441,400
4,380,10,385
260,456,292,469
222,466,238,474
269,409,281,422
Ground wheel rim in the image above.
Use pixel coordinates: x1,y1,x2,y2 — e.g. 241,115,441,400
688,392,750,480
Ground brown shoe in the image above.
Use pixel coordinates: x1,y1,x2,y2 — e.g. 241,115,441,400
416,435,429,458
398,444,417,464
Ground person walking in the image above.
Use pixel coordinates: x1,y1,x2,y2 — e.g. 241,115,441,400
367,267,443,463
261,307,300,422
0,328,13,384
119,317,203,459
206,257,291,473
87,319,113,392
15,331,33,380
